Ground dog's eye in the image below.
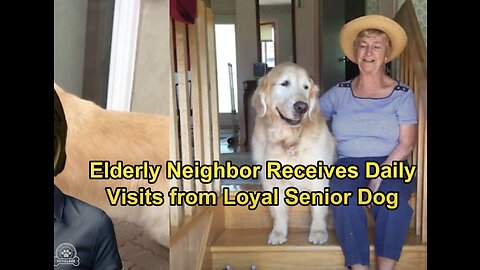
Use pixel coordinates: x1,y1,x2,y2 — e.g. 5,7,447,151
304,85,309,90
280,80,289,87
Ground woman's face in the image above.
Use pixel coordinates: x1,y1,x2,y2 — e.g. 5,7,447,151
355,34,389,73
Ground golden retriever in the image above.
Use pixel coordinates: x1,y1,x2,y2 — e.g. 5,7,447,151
54,83,170,247
251,62,336,245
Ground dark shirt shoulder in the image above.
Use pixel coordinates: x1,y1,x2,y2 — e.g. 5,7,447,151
54,186,122,270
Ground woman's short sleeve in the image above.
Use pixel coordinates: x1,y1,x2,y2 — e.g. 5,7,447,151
319,86,336,120
396,88,418,124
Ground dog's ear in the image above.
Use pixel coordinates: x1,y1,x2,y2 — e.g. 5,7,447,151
251,76,269,117
54,82,64,93
308,81,321,121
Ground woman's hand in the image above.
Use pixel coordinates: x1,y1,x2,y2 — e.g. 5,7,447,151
366,177,382,209
368,177,382,193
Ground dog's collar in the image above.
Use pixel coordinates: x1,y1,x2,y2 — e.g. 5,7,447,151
286,145,297,156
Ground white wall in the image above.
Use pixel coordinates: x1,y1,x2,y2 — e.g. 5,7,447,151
235,0,258,146
53,0,88,97
130,0,171,116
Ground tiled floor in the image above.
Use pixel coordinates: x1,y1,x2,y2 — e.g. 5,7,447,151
220,129,260,189
111,129,256,270
219,129,239,154
114,219,169,270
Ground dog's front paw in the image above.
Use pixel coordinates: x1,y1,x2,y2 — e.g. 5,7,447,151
308,229,328,245
268,230,287,245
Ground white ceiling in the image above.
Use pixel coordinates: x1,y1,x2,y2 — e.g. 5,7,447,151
259,0,291,5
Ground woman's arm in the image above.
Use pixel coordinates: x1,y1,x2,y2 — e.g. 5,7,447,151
368,123,417,193
383,123,417,166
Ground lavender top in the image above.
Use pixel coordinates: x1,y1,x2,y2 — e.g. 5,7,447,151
319,80,418,158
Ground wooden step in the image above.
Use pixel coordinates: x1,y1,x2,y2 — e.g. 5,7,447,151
221,183,417,230
211,228,426,270
222,182,320,229
224,198,334,229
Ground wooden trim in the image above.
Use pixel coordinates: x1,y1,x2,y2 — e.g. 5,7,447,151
169,4,223,267
206,7,221,192
195,213,214,270
197,0,214,192
200,200,225,269
170,206,213,270
188,20,206,193
395,0,427,242
169,16,183,228
175,21,195,216
171,206,209,245
415,76,426,235
422,126,427,243
106,0,140,111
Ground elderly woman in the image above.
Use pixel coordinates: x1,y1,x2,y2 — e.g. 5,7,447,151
319,15,418,270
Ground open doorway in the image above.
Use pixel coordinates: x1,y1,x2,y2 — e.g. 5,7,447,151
320,0,365,92
260,22,276,68
214,24,239,154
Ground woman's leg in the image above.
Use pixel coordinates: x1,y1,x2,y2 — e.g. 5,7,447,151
371,161,416,270
329,157,371,268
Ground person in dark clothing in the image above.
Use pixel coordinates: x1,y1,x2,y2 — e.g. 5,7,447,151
54,88,123,270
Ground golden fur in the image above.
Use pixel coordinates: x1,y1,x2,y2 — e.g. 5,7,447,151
251,62,336,245
54,83,170,247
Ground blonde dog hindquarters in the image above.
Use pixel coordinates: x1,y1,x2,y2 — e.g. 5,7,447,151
251,62,336,245
54,84,170,247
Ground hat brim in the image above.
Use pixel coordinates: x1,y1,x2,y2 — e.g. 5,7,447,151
339,15,407,64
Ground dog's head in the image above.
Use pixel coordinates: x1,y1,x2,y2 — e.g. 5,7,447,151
251,62,320,126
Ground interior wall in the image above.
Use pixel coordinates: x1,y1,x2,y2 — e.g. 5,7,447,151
130,0,171,116
259,4,293,64
214,15,236,24
211,0,235,15
320,0,346,93
295,0,320,83
82,0,115,108
212,0,237,130
54,0,89,97
235,0,258,146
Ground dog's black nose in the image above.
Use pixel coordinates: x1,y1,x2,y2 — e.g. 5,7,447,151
294,101,308,114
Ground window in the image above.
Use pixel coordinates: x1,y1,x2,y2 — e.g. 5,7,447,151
260,22,275,68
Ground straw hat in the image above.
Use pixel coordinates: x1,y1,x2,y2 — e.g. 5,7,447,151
339,15,407,63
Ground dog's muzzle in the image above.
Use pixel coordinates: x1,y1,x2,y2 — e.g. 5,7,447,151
276,102,308,126
294,101,308,114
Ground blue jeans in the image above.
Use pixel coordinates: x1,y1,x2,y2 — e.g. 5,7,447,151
329,156,416,267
